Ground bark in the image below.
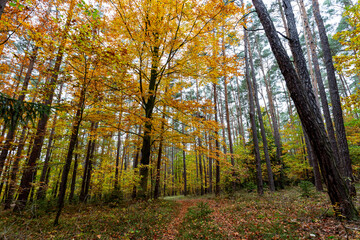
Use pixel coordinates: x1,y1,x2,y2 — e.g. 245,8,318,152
213,83,221,196
198,138,204,195
0,0,9,20
131,126,142,199
208,135,213,194
298,0,339,183
303,126,323,191
0,47,38,178
4,126,28,209
252,0,358,219
114,131,122,191
311,0,355,195
54,84,86,225
247,38,275,192
182,140,187,196
36,84,63,200
14,3,74,210
68,141,79,202
154,110,166,199
79,122,97,202
138,43,159,198
222,38,235,192
255,38,282,164
244,30,263,196
235,76,246,146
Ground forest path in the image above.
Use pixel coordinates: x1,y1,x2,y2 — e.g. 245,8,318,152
160,198,202,240
160,197,241,239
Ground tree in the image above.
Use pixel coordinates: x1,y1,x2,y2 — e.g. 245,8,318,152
311,0,355,195
252,0,358,219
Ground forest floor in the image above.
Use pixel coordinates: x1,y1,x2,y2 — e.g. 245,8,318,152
1,187,360,239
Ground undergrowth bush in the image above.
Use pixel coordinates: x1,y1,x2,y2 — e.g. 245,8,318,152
299,180,314,197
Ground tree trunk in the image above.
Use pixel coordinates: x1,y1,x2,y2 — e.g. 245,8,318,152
131,126,142,199
36,83,63,200
303,126,323,191
68,140,79,202
138,43,159,199
311,0,355,196
213,83,221,196
252,0,358,219
0,0,9,20
255,37,284,188
247,38,275,192
0,47,38,178
298,0,339,182
154,110,166,199
4,125,28,209
114,131,122,191
244,31,263,196
222,37,236,192
79,122,97,202
14,2,74,210
54,84,86,225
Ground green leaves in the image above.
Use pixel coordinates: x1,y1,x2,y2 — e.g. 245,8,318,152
0,93,52,130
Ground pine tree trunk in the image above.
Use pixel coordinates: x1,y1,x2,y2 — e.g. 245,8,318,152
222,38,236,192
252,0,358,219
213,83,221,196
247,38,275,192
298,0,338,186
311,0,355,196
255,38,284,188
244,30,263,196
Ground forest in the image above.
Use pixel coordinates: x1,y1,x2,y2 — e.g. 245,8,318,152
0,0,359,239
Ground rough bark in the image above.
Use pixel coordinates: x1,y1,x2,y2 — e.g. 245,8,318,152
298,0,339,184
311,0,355,196
252,0,358,219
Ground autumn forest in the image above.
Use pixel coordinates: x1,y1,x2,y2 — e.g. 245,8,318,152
0,0,360,239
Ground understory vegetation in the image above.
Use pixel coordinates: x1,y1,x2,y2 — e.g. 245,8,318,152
1,186,360,239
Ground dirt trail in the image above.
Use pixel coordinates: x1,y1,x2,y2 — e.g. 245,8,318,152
161,198,241,239
160,199,202,240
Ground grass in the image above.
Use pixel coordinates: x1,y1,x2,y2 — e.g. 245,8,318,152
0,200,177,239
1,185,360,239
